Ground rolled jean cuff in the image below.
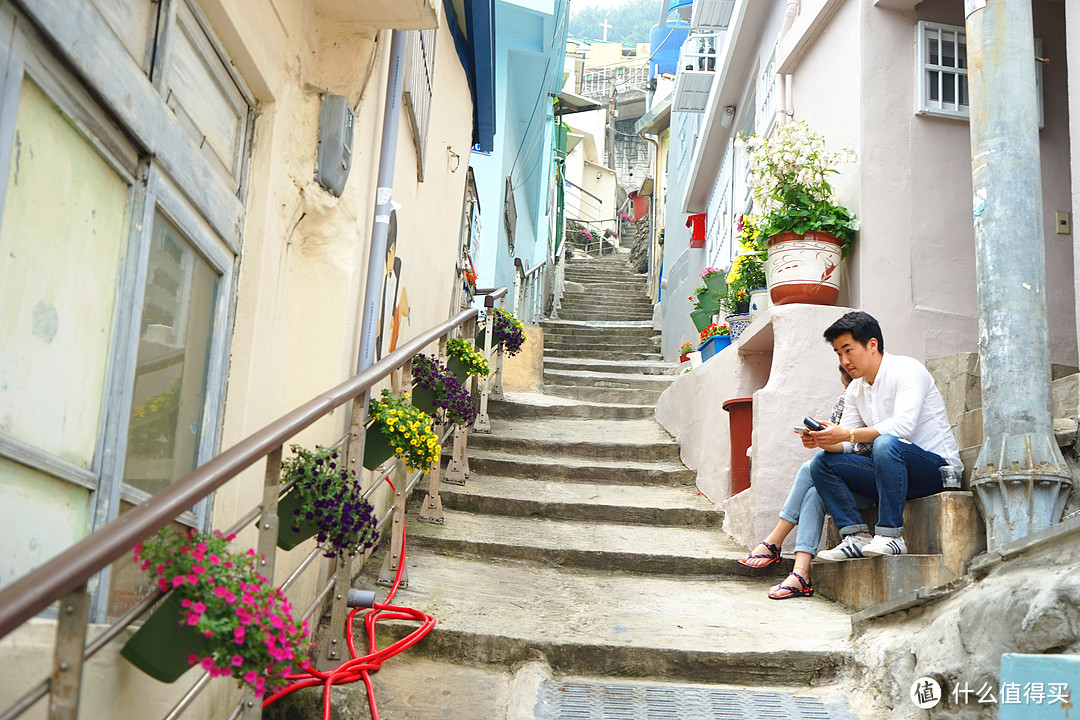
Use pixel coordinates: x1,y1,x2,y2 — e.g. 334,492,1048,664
793,544,818,558
839,523,869,536
874,525,903,537
778,510,798,525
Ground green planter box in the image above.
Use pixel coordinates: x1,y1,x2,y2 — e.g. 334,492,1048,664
703,273,726,294
411,385,439,416
695,291,720,313
362,424,395,471
690,308,714,333
446,356,469,383
275,487,319,551
121,593,209,683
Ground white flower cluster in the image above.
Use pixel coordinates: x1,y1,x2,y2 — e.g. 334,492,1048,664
742,121,855,214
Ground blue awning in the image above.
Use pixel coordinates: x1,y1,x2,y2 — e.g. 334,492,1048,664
445,0,496,153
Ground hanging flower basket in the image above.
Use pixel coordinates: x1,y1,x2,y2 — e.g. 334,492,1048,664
362,424,396,471
690,308,713,333
275,486,320,551
121,593,210,683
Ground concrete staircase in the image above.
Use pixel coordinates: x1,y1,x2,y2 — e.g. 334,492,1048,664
358,254,855,715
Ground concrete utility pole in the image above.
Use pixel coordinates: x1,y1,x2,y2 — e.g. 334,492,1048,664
966,0,1072,550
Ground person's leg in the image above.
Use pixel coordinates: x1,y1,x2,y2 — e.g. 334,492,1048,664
740,459,814,568
791,484,825,557
870,435,946,534
808,451,877,536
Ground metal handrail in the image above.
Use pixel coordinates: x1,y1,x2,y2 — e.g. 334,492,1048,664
0,304,486,649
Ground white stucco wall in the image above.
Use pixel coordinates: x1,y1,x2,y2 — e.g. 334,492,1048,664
0,1,475,717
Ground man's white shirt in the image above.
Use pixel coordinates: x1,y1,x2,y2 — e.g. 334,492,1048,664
839,352,961,467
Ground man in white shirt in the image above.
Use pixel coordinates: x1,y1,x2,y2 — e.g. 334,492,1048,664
802,311,961,560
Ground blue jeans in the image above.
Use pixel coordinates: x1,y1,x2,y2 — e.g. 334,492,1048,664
780,456,873,556
809,434,946,537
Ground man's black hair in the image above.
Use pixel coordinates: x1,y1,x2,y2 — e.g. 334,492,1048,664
824,311,885,353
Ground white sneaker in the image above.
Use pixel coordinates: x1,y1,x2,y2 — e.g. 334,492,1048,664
817,533,872,562
862,535,907,557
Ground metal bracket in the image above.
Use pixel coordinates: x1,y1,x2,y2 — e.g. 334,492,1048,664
49,585,90,720
378,469,409,589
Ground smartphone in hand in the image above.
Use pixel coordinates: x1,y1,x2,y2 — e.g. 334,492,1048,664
794,426,810,434
803,417,826,431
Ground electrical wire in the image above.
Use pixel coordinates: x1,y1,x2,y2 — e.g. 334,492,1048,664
262,478,435,720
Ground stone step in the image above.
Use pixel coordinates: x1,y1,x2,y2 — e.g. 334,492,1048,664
543,357,679,376
561,289,650,300
489,394,656,420
556,305,653,318
543,339,660,353
542,348,663,362
543,384,664,404
555,311,654,323
812,554,957,612
406,511,769,577
435,475,722,526
467,417,682,463
542,368,675,392
464,448,694,485
564,271,646,282
365,553,852,686
822,492,986,578
540,324,657,340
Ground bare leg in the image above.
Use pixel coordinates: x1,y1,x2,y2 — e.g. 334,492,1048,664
740,519,796,568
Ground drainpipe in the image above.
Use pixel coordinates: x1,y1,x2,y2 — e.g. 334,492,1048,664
640,132,659,298
966,1,1071,550
358,30,408,376
319,29,407,670
776,0,799,124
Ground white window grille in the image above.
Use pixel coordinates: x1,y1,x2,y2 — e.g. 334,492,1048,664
916,21,1043,126
756,45,777,135
404,29,437,181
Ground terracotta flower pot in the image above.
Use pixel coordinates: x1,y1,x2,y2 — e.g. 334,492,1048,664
766,230,844,306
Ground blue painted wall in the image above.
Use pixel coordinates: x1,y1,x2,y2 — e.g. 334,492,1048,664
470,0,569,301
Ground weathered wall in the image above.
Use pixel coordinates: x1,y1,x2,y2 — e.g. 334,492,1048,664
0,0,474,715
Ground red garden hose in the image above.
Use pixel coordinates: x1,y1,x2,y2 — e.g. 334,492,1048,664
264,479,435,720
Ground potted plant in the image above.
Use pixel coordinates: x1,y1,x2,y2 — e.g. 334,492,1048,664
697,322,731,361
477,307,526,356
743,120,859,306
410,354,477,428
679,342,695,363
275,444,379,556
699,266,726,294
122,528,309,694
367,389,441,472
445,338,491,382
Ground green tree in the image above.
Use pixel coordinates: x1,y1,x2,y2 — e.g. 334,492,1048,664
569,0,662,46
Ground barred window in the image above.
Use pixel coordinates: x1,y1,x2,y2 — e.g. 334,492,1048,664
404,29,437,181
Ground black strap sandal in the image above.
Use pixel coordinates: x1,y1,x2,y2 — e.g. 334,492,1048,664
768,571,814,600
738,541,781,568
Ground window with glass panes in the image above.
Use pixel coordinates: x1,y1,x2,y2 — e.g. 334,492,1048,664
0,0,254,623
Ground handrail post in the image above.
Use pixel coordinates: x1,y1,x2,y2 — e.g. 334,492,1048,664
48,584,89,720
490,297,505,401
473,298,495,432
378,466,408,588
512,257,524,317
443,424,469,485
416,427,445,522
256,446,283,583
319,556,353,668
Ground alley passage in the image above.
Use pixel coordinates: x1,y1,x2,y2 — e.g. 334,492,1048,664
367,254,856,717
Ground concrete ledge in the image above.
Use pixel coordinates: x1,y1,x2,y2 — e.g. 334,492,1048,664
824,492,985,576
849,576,972,628
812,555,957,611
969,514,1080,577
